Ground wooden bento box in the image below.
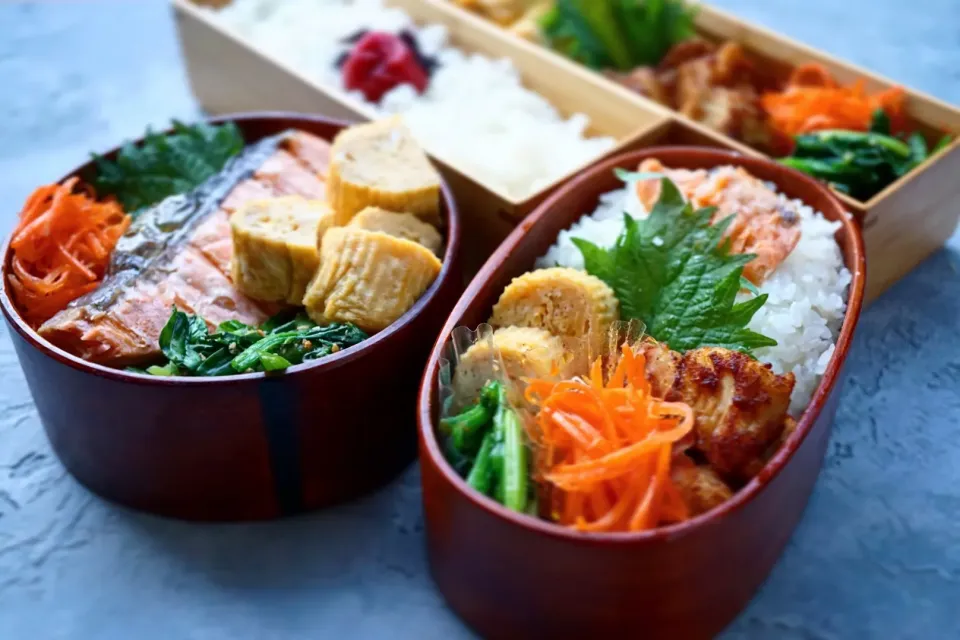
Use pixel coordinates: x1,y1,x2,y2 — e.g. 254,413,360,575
173,0,960,302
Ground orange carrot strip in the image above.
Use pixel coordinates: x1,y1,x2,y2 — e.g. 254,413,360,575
546,424,691,492
7,180,130,326
548,410,603,449
574,475,640,532
57,243,97,280
526,344,697,533
628,444,672,531
761,65,907,141
85,233,107,260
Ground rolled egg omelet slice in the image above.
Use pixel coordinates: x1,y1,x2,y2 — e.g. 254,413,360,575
347,206,443,256
326,117,442,226
303,227,441,333
452,326,571,409
490,267,619,374
231,197,335,305
490,267,619,340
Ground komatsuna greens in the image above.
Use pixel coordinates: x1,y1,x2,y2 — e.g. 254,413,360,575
780,109,952,201
440,380,532,514
540,0,697,71
135,308,367,376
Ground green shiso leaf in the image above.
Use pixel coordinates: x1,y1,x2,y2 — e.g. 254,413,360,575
573,177,777,354
91,120,244,216
541,0,697,70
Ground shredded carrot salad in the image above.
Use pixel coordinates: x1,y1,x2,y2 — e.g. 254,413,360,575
8,178,130,326
524,344,694,533
761,63,906,139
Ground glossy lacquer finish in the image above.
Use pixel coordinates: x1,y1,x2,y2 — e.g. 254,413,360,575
0,113,463,521
418,148,865,639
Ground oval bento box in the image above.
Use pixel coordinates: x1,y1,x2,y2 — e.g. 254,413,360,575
0,113,462,521
417,148,865,638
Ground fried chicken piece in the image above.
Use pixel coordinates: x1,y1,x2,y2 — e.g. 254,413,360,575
605,67,670,105
671,461,735,516
658,39,715,70
638,339,795,480
742,415,799,478
711,42,756,87
674,57,714,120
653,39,771,145
699,87,751,137
674,59,767,144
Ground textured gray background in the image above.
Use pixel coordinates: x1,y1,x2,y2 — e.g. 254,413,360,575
1,1,959,638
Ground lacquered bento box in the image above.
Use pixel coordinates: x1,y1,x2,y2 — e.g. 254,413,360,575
172,0,960,302
0,114,463,521
417,148,866,639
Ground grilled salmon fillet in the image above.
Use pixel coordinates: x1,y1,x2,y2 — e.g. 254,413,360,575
634,159,802,283
638,339,795,480
39,131,333,366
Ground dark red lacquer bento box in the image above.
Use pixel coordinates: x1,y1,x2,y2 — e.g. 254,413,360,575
0,113,462,521
417,148,865,638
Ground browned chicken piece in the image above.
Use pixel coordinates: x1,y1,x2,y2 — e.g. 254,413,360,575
674,57,714,120
638,339,795,480
634,159,802,283
608,40,772,146
742,415,799,478
39,131,333,366
658,38,715,70
603,39,770,146
781,415,798,443
671,462,735,516
698,87,753,138
639,339,682,398
675,68,766,141
603,67,670,105
712,42,758,86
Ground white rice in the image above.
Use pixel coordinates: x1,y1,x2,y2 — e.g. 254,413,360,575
537,174,851,415
209,0,617,200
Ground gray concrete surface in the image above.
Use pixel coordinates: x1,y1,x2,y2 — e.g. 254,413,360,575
1,1,959,638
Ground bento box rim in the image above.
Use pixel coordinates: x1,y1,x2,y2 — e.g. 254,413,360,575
172,0,674,211
0,111,462,386
417,145,866,545
427,0,960,211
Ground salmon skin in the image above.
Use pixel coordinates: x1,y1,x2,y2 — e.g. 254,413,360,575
39,130,332,367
